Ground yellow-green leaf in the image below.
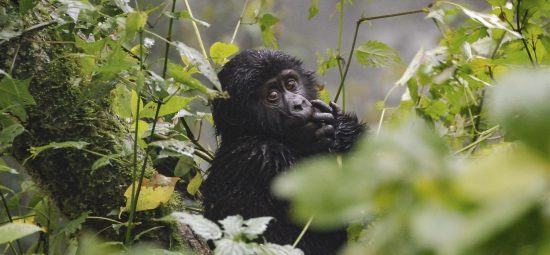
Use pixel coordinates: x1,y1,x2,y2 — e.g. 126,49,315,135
0,223,43,244
140,96,197,118
122,174,180,212
210,42,239,65
187,172,203,196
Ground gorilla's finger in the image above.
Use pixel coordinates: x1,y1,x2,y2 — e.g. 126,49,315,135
329,102,343,115
311,99,332,113
315,124,335,138
312,112,335,123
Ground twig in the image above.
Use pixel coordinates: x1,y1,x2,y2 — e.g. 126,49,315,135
0,20,57,46
515,0,536,66
161,0,177,78
230,0,250,44
333,8,426,102
183,0,208,58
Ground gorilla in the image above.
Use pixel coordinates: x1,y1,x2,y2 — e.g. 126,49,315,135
201,49,365,254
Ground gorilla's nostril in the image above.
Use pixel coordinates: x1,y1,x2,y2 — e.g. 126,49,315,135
293,104,303,111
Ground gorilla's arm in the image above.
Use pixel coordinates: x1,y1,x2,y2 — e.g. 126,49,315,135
201,137,299,242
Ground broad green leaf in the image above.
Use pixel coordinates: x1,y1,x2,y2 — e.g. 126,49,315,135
0,124,24,144
170,212,222,240
125,11,148,41
149,139,194,157
110,84,133,119
355,40,400,68
456,4,521,38
210,42,239,65
58,0,95,22
140,96,197,118
258,13,280,49
131,89,143,119
316,48,339,75
60,212,89,235
174,155,194,177
187,172,202,196
167,63,218,97
122,174,179,212
29,141,89,159
0,77,35,107
308,0,319,20
130,120,148,139
0,223,43,244
175,42,222,90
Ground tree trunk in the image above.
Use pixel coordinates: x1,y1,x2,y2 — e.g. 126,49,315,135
0,0,210,253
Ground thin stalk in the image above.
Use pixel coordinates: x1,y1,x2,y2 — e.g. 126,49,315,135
125,28,146,245
181,119,214,159
230,0,250,44
292,216,314,248
337,0,346,110
183,0,208,58
161,0,177,78
334,8,426,102
515,0,536,66
1,190,22,254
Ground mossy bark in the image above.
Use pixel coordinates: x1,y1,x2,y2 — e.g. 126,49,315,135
0,0,210,253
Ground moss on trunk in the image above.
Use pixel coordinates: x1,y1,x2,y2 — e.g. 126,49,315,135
0,0,210,253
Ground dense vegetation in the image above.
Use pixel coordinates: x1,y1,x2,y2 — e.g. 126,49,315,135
1,0,550,254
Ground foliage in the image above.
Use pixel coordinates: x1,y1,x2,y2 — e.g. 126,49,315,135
166,212,303,255
1,0,550,254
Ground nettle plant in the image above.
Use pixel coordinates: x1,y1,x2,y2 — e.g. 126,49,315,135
169,212,303,255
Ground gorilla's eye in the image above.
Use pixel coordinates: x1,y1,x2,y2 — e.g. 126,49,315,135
266,90,280,102
285,79,297,91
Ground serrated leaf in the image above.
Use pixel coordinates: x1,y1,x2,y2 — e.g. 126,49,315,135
0,223,43,244
356,41,400,68
174,155,194,177
175,42,221,90
187,172,203,196
256,244,304,255
215,239,252,255
259,13,280,49
243,217,273,238
140,96,197,118
458,5,521,38
19,0,38,15
170,212,222,240
149,139,194,157
0,77,35,107
111,84,133,119
0,124,24,145
60,212,89,235
219,215,244,239
126,11,148,41
210,42,239,65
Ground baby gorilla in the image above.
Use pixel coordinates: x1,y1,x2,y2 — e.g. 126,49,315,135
201,49,365,255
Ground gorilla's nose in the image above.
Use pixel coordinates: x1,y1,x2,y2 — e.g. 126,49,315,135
293,101,304,111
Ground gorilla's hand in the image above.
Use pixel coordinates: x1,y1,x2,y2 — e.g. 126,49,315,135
310,100,337,147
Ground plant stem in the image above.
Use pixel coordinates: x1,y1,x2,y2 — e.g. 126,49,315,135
125,27,146,245
333,8,426,102
183,0,208,58
515,0,536,66
292,216,314,248
181,119,214,160
1,189,22,254
230,0,250,44
161,0,177,78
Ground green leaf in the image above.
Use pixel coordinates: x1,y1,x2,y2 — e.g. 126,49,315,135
29,141,89,159
258,13,280,49
457,5,521,38
395,47,424,86
174,155,194,177
140,96,197,118
355,40,400,68
0,77,35,107
19,0,38,15
187,172,202,196
0,124,24,144
0,223,43,244
175,42,222,90
60,212,89,235
169,212,222,240
210,42,239,65
308,0,319,20
125,11,148,41
167,63,218,98
110,84,133,119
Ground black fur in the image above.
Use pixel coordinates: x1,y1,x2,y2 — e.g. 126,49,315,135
202,49,365,255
